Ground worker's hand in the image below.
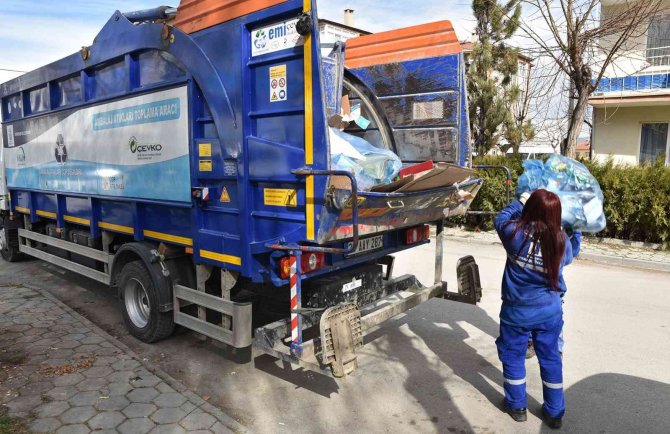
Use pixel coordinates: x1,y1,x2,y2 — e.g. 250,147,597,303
519,192,531,206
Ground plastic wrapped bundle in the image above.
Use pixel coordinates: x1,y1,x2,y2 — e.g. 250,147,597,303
329,128,402,191
516,155,606,232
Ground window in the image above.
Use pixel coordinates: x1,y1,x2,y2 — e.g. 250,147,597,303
27,85,49,114
647,15,670,66
93,61,126,98
640,123,669,165
2,93,23,121
55,75,83,107
137,51,186,87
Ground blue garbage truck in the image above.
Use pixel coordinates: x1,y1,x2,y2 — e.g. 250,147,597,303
0,0,483,376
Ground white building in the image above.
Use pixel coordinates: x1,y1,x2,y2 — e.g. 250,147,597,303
590,0,670,165
318,9,370,56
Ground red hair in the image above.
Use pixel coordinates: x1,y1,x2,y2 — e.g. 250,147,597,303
511,189,565,290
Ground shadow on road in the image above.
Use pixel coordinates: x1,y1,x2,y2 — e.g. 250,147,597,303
543,373,670,434
253,354,340,397
361,299,534,433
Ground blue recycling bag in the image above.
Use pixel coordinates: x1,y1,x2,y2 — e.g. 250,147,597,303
516,155,606,232
329,128,402,191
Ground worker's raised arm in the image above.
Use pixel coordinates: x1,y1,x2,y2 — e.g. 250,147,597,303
561,231,582,267
570,231,582,258
494,199,525,255
494,199,524,234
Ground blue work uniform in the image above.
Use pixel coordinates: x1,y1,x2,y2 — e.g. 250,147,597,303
494,200,581,418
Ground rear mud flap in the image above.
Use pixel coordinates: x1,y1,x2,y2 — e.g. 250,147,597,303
444,255,482,305
320,303,363,377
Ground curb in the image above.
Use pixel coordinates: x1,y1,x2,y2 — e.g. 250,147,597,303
578,252,670,273
587,237,664,251
442,233,670,274
23,283,251,434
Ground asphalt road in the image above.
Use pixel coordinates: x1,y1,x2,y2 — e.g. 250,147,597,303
1,237,669,434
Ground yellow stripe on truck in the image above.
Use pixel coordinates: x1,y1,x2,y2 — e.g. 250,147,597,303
200,249,242,266
98,221,134,234
143,230,193,247
303,0,315,240
36,210,57,219
64,215,91,226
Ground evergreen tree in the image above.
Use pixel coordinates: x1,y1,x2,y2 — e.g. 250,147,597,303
468,0,522,156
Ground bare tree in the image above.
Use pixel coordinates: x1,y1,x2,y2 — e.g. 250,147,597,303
503,55,536,154
519,0,663,157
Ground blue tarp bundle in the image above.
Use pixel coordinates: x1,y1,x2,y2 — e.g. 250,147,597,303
329,128,402,191
516,155,606,232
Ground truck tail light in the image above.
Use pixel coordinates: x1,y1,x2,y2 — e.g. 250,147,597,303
301,252,325,273
279,253,326,279
405,225,430,245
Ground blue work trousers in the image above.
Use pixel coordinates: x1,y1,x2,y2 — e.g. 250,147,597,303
496,316,565,418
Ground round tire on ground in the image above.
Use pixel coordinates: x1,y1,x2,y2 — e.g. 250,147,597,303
0,225,23,262
119,260,174,343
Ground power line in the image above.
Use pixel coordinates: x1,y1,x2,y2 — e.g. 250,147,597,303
0,68,26,73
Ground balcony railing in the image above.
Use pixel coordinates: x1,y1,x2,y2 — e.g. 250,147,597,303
593,72,670,95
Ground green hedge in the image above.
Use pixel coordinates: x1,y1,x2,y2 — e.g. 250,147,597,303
462,156,670,245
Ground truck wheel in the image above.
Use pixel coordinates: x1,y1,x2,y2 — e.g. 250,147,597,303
119,260,174,343
0,226,22,262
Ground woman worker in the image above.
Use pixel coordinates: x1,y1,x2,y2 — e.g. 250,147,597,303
494,189,581,429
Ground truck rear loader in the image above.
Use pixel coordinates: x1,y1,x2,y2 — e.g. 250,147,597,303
0,0,483,376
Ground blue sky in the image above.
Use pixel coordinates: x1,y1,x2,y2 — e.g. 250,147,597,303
0,0,475,83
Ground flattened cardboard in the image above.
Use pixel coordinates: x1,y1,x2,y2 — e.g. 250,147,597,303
370,175,414,192
330,174,354,190
395,163,473,192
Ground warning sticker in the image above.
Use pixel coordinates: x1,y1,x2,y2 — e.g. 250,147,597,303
270,64,287,102
199,143,212,157
220,187,231,203
199,160,212,172
264,188,297,207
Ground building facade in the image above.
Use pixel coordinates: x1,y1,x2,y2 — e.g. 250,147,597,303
590,0,670,165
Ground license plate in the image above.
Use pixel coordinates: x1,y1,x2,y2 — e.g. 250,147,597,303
346,235,384,256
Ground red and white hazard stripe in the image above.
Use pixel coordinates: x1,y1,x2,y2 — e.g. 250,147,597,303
289,256,299,345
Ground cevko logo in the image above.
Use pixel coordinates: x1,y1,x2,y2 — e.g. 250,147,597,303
129,136,162,154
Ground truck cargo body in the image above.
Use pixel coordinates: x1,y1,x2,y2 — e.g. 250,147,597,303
0,0,482,375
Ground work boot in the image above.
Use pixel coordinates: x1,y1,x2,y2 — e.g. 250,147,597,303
503,401,527,422
542,407,563,429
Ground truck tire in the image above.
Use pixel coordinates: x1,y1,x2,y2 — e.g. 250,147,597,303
0,225,23,262
119,260,174,343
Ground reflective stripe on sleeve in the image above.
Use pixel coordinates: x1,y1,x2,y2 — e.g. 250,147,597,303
542,380,563,389
507,254,547,273
504,377,526,385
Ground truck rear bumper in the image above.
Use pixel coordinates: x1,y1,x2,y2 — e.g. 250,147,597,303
253,275,449,376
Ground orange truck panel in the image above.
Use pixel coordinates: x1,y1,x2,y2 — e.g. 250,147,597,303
173,0,288,34
344,21,461,69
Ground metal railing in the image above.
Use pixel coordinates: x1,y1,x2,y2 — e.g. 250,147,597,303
593,71,670,95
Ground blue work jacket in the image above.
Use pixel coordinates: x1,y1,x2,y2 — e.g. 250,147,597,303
494,200,582,327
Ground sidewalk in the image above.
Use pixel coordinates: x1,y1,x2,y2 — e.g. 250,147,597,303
0,285,247,434
444,228,670,273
